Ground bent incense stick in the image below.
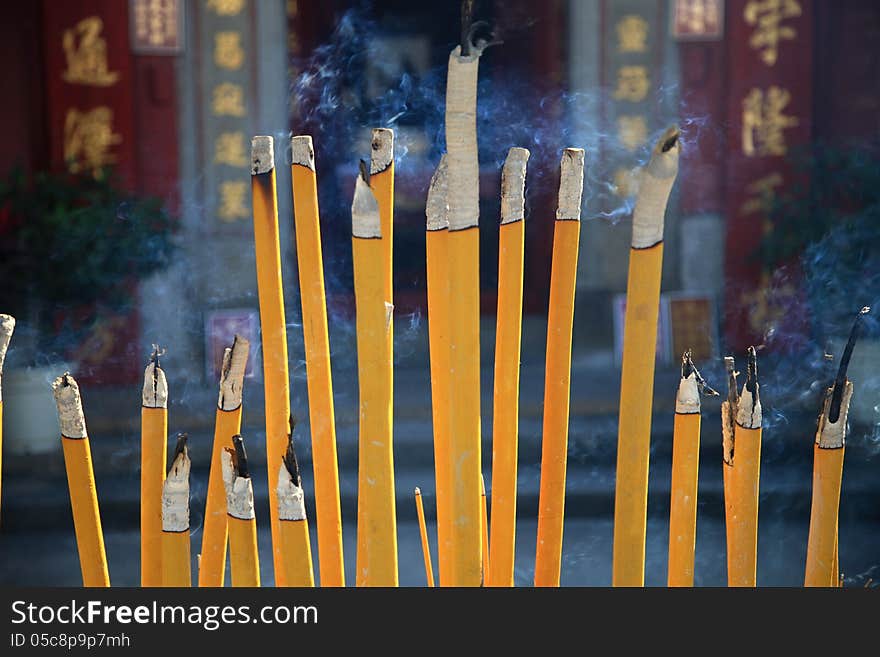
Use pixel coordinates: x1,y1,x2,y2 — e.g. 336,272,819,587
278,428,315,587
161,434,191,587
223,435,260,587
0,314,14,524
414,487,435,587
612,126,680,587
141,348,168,587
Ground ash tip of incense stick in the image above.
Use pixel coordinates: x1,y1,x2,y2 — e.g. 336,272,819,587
828,306,870,423
218,334,250,411
0,313,14,400
736,347,762,429
556,148,585,221
370,128,394,174
162,435,191,532
426,154,449,231
221,445,255,521
500,147,529,225
414,486,421,496
631,125,681,249
676,352,701,414
351,167,381,238
817,380,853,449
251,135,274,175
51,372,87,439
142,345,168,409
278,433,307,521
291,135,315,171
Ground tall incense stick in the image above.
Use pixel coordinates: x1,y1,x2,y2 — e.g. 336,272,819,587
141,348,168,587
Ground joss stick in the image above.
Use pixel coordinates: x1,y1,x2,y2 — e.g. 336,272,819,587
805,307,869,586
721,355,738,570
667,352,717,587
414,487,435,587
480,474,490,582
290,135,344,587
612,126,680,587
534,148,585,587
251,135,291,585
199,335,249,587
727,347,762,587
223,435,260,587
161,434,191,587
277,421,315,587
352,164,398,586
425,155,452,585
141,347,168,587
487,148,528,587
0,314,14,523
52,373,110,587
370,128,395,303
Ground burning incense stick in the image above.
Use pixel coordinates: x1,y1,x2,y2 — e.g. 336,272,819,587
52,373,110,587
805,307,869,586
141,347,168,587
425,155,452,585
223,435,260,587
352,164,398,586
487,147,528,587
667,352,717,587
721,355,738,562
277,420,315,587
535,148,585,587
290,135,344,587
251,135,291,585
727,347,762,587
414,487,435,587
612,126,680,587
0,314,14,522
371,128,395,302
480,474,490,583
161,434,191,587
199,335,249,587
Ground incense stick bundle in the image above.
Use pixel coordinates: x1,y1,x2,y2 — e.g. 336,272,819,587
199,335,249,587
535,148,585,587
251,136,291,585
0,314,14,521
487,148,528,587
290,135,344,587
277,426,315,587
141,349,168,587
223,435,260,587
352,166,398,586
52,373,110,587
161,434,191,587
414,487,435,587
612,126,680,587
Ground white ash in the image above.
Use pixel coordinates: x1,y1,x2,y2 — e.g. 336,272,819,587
736,384,762,429
291,135,315,170
426,154,449,231
675,372,700,414
445,46,481,231
222,449,255,520
251,135,275,175
351,173,381,238
52,373,87,439
370,128,394,175
0,314,14,403
218,336,250,411
816,382,852,449
556,148,585,221
631,126,680,249
142,360,168,409
162,449,191,532
501,147,529,225
277,463,307,521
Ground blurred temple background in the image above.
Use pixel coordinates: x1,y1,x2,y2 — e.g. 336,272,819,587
0,0,879,585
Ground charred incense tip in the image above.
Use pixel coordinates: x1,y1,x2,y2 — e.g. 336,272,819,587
52,372,87,439
556,148,585,221
291,135,316,171
660,126,680,153
426,154,450,231
142,347,168,409
231,434,250,479
218,334,250,411
817,380,853,449
631,125,681,249
0,313,15,400
251,135,274,175
724,356,739,406
171,432,188,465
352,169,382,238
414,486,421,496
736,347,762,429
282,431,301,487
829,306,870,423
278,433,307,521
676,351,700,414
500,147,530,225
370,128,394,174
162,435,191,532
221,447,255,521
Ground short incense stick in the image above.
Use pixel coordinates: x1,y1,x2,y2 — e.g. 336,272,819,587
612,126,680,587
52,373,110,587
667,352,717,587
141,348,168,587
199,335,249,587
414,487,435,587
251,136,291,585
352,165,398,586
805,307,869,586
535,148,585,587
161,434,191,587
487,148,528,587
223,435,260,587
425,155,452,585
727,347,762,587
278,422,315,587
290,135,344,587
0,314,15,522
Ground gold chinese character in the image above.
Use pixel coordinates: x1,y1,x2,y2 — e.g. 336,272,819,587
214,32,244,70
207,0,246,15
744,0,801,66
62,16,119,87
218,181,249,221
212,83,246,117
617,115,648,152
286,0,298,17
740,172,783,215
214,131,248,166
617,15,648,52
613,66,650,102
741,86,799,156
63,107,122,177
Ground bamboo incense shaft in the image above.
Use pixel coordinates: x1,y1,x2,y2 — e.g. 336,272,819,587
352,169,398,586
371,128,395,302
251,136,290,585
425,156,453,585
141,352,168,587
52,374,110,587
480,474,489,581
161,435,191,587
199,336,249,587
290,135,345,587
445,42,484,587
612,126,680,587
534,149,585,587
223,437,260,587
414,487,435,587
487,148,528,587
0,314,14,522
277,430,314,587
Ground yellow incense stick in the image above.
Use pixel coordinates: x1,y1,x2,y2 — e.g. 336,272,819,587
223,436,260,587
161,435,191,587
414,487,435,587
0,315,14,524
141,350,168,587
480,474,489,582
277,427,315,587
